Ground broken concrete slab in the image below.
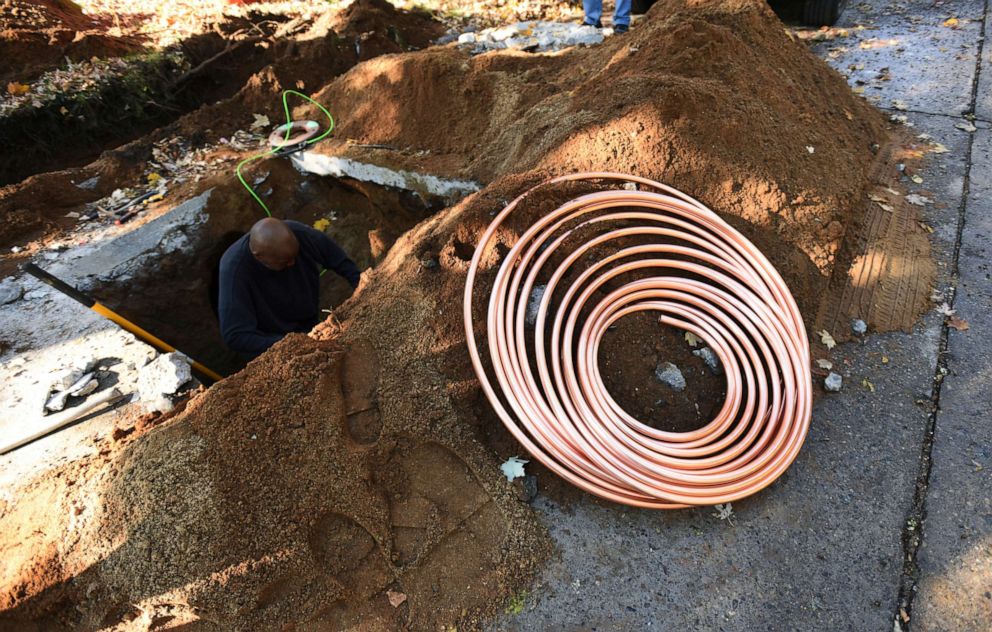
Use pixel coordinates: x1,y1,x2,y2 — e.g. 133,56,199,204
137,352,193,412
291,153,479,204
0,278,22,304
48,189,212,289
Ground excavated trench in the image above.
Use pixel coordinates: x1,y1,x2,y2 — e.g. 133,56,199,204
84,160,446,378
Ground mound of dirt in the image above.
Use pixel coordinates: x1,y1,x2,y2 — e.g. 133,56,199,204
310,0,934,334
0,0,143,85
0,0,935,629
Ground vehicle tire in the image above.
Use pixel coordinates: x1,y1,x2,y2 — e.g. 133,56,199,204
802,0,847,26
631,0,655,15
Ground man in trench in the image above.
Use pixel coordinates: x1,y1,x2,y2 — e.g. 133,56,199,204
218,217,360,358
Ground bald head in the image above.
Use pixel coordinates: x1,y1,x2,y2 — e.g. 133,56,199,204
249,217,299,271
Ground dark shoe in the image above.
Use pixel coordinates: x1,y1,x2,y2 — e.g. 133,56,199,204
583,19,603,28
614,23,630,33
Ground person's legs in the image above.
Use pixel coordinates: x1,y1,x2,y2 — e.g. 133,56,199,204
613,0,632,27
583,0,603,26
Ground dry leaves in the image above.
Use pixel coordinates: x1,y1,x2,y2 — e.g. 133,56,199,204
947,316,969,331
818,330,837,349
6,82,29,96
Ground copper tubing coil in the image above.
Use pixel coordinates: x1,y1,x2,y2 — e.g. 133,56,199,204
463,172,812,508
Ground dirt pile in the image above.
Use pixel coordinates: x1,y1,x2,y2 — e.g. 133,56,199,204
0,0,143,86
312,0,934,333
0,0,936,629
0,326,547,631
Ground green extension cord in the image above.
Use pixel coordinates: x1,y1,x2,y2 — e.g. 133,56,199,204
235,89,335,217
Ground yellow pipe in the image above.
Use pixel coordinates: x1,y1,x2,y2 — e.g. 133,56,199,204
92,303,224,382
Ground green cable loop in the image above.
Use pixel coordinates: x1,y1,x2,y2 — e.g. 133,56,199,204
235,90,335,217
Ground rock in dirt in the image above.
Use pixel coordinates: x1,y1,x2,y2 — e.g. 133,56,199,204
655,362,687,391
693,346,723,375
137,352,192,409
851,319,868,336
44,389,70,413
824,372,843,392
0,278,23,304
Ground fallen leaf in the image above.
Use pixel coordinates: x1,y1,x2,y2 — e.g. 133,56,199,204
250,113,271,131
684,332,701,347
819,330,837,350
59,106,69,115
882,356,889,364
936,302,956,316
943,17,959,27
844,110,854,120
817,358,833,370
500,456,528,481
313,218,330,231
878,203,894,212
387,590,407,608
911,175,923,184
892,100,908,111
6,81,29,96
862,378,875,392
712,503,734,524
918,221,934,233
906,194,933,206
948,316,969,331
147,172,162,185
929,143,950,154
955,122,977,133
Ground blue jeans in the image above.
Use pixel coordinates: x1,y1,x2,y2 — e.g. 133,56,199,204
583,0,631,26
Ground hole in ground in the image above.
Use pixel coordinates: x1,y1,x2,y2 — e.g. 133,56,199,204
597,311,726,434
87,163,437,377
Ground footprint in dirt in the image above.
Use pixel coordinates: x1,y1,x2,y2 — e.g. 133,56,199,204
305,512,405,630
382,442,508,628
340,338,383,446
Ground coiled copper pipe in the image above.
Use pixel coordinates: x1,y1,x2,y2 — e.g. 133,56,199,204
463,172,811,508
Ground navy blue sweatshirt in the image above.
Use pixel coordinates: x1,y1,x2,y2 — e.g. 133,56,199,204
218,220,360,357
